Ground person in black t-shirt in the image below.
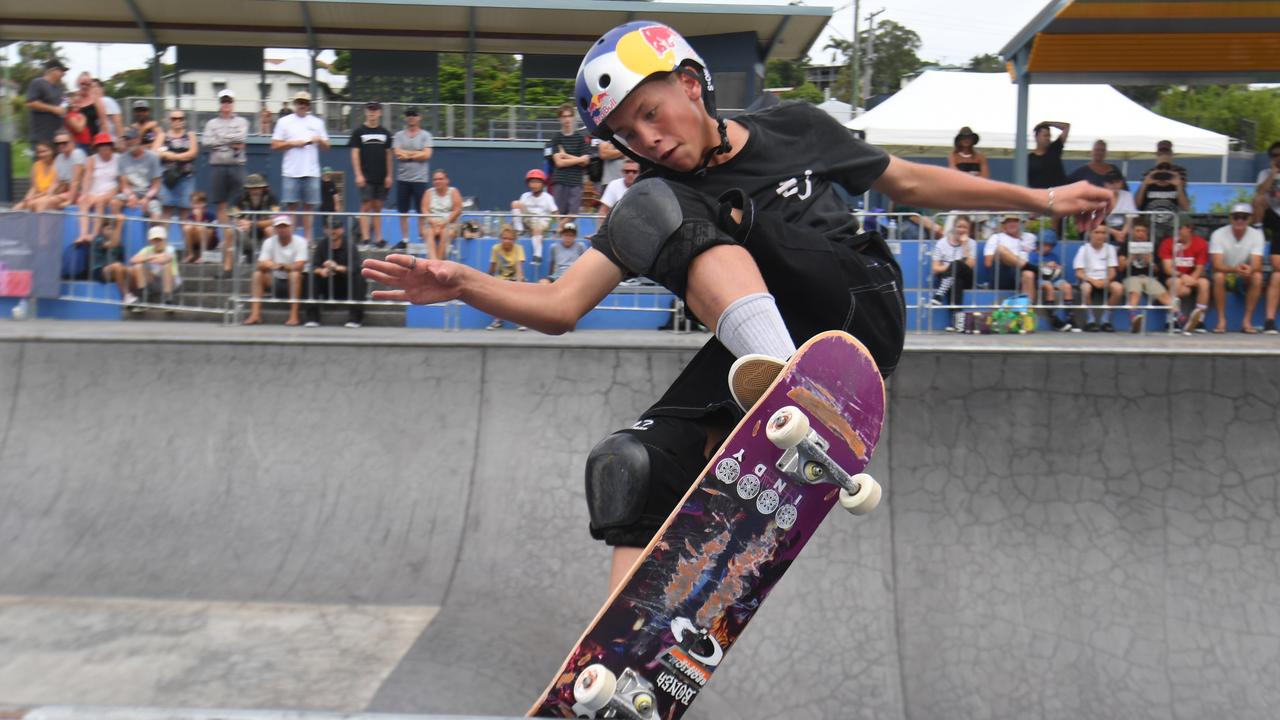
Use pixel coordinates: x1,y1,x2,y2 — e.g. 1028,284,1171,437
362,21,1114,588
1137,139,1190,242
1027,121,1070,189
544,103,591,218
349,102,392,247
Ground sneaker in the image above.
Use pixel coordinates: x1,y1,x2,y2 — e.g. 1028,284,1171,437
1049,315,1065,331
1185,307,1204,333
517,325,527,332
1100,322,1115,333
123,293,139,305
391,241,407,251
532,255,542,265
1265,320,1278,335
375,240,387,249
729,354,787,410
344,321,362,329
304,321,320,328
1130,314,1145,333
1084,322,1100,332
930,297,944,307
486,319,502,330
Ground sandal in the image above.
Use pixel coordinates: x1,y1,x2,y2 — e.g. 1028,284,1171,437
1243,326,1258,334
1211,327,1225,334
242,317,263,326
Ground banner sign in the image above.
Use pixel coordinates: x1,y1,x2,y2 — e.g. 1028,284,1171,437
0,212,62,299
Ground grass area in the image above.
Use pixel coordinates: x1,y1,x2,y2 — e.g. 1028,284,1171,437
12,139,31,179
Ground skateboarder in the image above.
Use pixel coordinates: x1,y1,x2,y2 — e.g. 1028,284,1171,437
363,21,1114,590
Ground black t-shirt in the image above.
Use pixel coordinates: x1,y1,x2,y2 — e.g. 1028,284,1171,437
320,179,339,213
1139,163,1188,214
1068,163,1118,188
26,77,65,143
544,132,589,186
1027,137,1067,188
350,124,391,181
1113,238,1157,278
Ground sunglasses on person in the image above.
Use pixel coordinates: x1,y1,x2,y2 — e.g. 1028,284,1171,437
220,98,234,104
54,139,70,145
1231,213,1251,220
170,116,185,121
622,169,639,175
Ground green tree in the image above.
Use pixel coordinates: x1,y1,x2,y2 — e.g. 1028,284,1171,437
765,58,809,89
967,53,1004,73
824,20,926,100
781,83,824,104
1115,85,1170,109
103,60,174,101
1155,85,1280,150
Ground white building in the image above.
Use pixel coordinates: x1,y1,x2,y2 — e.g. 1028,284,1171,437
162,56,347,113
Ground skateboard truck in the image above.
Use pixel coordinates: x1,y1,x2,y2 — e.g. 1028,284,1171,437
572,665,659,720
766,406,881,515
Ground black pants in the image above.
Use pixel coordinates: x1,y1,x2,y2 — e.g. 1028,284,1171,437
933,262,975,305
305,271,365,324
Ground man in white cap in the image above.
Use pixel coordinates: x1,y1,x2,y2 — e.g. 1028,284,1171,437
202,88,250,242
1208,202,1265,333
244,214,309,326
271,90,330,243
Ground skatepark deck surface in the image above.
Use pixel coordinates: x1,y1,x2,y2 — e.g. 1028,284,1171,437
2,322,1279,720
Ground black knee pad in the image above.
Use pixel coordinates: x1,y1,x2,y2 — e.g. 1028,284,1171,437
584,432,651,532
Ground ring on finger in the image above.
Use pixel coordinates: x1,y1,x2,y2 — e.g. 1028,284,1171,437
408,256,417,271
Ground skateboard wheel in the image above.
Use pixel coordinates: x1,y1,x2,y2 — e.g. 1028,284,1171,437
573,663,617,713
839,474,882,515
765,406,809,449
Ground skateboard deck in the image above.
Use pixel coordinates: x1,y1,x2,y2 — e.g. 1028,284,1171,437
529,331,886,719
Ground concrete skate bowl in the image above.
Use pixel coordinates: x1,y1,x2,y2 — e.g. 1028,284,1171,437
2,331,1279,720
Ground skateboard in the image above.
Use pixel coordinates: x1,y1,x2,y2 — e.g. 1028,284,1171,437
529,331,886,719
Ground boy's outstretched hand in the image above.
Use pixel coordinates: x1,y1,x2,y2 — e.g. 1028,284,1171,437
361,254,464,305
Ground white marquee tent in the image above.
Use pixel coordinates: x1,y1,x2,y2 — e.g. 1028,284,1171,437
846,71,1230,159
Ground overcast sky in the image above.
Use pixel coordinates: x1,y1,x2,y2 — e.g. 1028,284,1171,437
2,0,1041,84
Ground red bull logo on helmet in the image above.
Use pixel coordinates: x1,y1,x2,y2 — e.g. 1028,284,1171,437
640,25,679,64
587,91,617,126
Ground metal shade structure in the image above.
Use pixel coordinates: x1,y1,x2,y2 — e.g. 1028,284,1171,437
999,0,1280,183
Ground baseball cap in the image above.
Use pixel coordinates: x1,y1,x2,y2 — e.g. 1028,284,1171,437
1001,213,1022,223
244,174,268,189
365,101,382,109
218,88,235,100
1156,140,1173,153
561,222,578,234
1230,203,1253,216
403,107,420,117
293,91,312,103
122,127,140,140
132,99,151,110
43,59,68,71
92,132,114,147
272,214,293,227
147,226,167,241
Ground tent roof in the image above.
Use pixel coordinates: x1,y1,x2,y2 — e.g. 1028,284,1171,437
0,0,829,61
845,71,1230,158
1000,0,1280,84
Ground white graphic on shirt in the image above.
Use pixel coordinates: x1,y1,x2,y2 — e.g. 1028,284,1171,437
775,170,813,201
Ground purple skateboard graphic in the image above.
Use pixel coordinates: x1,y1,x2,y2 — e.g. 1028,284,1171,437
530,332,886,719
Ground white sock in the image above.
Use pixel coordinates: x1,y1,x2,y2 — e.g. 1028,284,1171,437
531,235,543,258
716,292,796,360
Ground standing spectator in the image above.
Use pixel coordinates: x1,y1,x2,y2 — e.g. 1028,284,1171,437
392,107,433,250
155,108,198,222
1253,140,1280,241
50,131,86,209
130,100,159,145
1068,140,1120,187
544,103,591,218
271,90,330,243
594,139,626,187
1137,140,1190,241
1209,203,1265,333
117,127,163,220
77,133,122,244
278,102,292,119
228,174,280,274
203,88,250,261
1073,225,1122,332
305,221,365,329
929,215,977,307
540,222,587,283
486,224,526,330
128,225,181,304
183,191,219,264
63,87,93,153
244,215,308,326
1103,170,1137,244
948,127,989,178
258,105,275,135
1159,220,1210,333
14,142,60,212
1028,236,1075,331
1027,121,1070,189
25,58,67,145
70,74,107,147
512,169,558,262
92,78,124,142
423,169,463,261
1115,223,1170,333
599,160,640,217
349,101,392,247
983,214,1037,295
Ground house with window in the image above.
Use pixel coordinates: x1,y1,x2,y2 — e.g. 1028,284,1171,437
162,56,347,112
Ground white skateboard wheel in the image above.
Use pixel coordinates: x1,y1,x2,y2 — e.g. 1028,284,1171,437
839,474,882,515
765,406,809,449
573,663,617,712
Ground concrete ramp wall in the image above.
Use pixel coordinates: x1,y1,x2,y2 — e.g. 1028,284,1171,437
1,330,1277,720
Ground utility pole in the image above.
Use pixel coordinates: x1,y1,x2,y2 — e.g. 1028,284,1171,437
849,0,860,111
863,9,884,102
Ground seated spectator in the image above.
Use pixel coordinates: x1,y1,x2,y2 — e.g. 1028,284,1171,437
1103,170,1137,244
423,169,463,261
486,224,526,330
1158,221,1210,333
948,127,989,178
929,215,976,307
128,225,182,304
540,222,586,284
183,191,219,264
117,127,163,220
1209,203,1265,333
1068,140,1120,187
1137,140,1189,241
599,160,640,217
14,142,60,212
51,131,86,209
1073,225,1122,332
244,215,308,326
512,169,558,264
1028,236,1075,331
305,221,364,329
227,174,280,274
1114,223,1171,333
155,109,198,223
77,133,122,244
983,214,1037,295
91,215,130,303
